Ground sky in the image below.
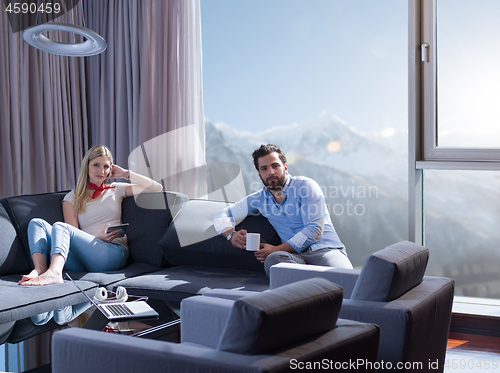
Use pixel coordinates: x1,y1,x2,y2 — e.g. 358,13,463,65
200,0,408,136
436,0,500,148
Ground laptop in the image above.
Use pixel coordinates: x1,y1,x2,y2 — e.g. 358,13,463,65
66,273,159,321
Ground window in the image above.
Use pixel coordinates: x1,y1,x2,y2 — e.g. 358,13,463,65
420,0,500,161
411,0,500,299
202,0,408,267
424,169,500,298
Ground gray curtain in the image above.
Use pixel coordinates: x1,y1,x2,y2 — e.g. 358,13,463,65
0,0,205,199
85,0,206,198
0,5,88,197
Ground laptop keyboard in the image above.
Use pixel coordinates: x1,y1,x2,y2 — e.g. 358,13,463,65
105,304,134,316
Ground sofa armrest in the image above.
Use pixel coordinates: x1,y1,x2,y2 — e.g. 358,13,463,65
51,328,288,373
270,263,360,298
52,320,380,373
339,276,454,372
180,295,234,348
202,288,261,301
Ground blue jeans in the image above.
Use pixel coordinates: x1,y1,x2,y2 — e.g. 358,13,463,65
28,218,128,272
31,301,91,326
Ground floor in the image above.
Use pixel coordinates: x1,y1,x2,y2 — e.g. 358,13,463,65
445,332,500,373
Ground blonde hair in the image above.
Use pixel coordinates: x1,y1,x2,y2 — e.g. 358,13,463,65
74,145,114,214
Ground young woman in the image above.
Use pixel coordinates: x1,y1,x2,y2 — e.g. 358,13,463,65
19,145,163,286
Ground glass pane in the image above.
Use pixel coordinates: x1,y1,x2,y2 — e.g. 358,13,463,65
201,0,408,268
437,0,500,148
425,170,500,299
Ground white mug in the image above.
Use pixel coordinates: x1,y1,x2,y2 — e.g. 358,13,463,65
245,233,260,251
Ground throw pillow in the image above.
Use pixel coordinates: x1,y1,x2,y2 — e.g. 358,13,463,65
217,277,343,355
350,241,429,302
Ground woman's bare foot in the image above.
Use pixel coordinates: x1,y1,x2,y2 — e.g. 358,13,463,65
20,269,63,286
19,269,43,285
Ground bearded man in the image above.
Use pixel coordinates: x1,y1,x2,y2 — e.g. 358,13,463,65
214,143,352,276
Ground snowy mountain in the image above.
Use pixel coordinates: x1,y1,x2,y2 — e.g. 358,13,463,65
205,111,500,298
205,111,408,265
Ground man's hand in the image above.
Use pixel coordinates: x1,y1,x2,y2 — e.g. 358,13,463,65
254,243,278,263
229,229,247,250
255,242,295,263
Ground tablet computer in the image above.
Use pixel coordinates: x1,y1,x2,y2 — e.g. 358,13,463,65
105,223,129,237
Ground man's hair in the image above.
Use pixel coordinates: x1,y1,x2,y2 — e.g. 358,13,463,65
252,144,287,171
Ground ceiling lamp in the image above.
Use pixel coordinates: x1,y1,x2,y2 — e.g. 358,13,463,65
23,23,107,57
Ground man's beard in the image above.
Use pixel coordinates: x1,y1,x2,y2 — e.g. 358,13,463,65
262,174,286,190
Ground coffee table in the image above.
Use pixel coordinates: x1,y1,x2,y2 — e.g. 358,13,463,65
1,296,181,372
2,296,180,343
78,296,180,342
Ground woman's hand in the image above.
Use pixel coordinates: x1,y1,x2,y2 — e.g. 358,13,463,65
109,164,129,180
110,164,163,197
95,224,123,243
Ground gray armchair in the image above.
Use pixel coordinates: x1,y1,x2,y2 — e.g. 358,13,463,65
270,241,455,373
52,278,380,373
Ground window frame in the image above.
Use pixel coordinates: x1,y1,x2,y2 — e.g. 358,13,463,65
419,0,500,164
409,0,500,246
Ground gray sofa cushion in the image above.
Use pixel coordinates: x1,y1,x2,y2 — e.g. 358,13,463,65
5,191,68,254
0,275,97,324
66,262,162,288
159,199,281,273
112,265,270,306
350,241,429,302
217,277,343,355
0,202,30,275
121,192,189,267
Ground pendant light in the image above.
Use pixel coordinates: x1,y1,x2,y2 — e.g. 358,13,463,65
22,0,106,57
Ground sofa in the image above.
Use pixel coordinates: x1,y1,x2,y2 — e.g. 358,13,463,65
51,278,381,373
0,190,281,344
0,189,454,373
270,241,455,373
